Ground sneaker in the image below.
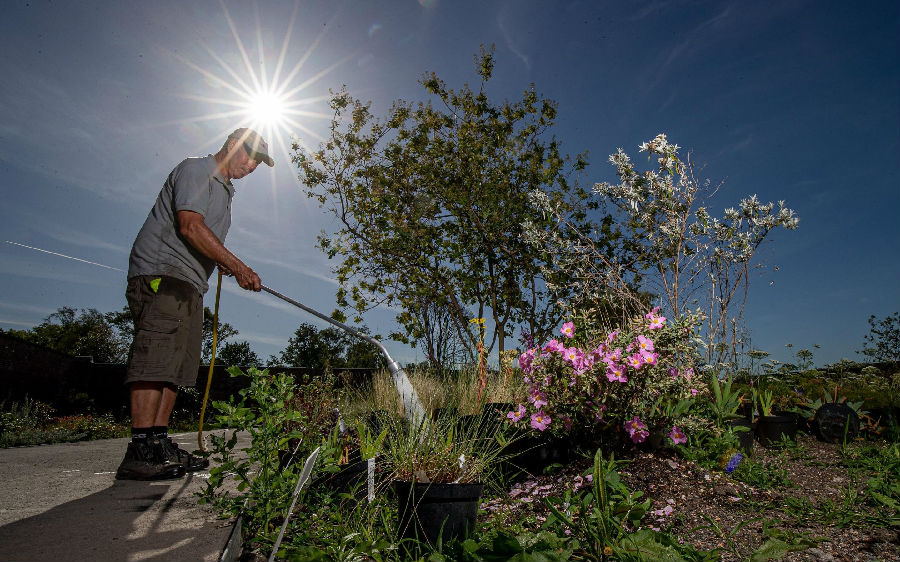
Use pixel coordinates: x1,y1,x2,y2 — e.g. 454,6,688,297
159,437,210,472
115,440,185,481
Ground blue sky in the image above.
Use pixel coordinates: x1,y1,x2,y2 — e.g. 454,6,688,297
0,0,897,368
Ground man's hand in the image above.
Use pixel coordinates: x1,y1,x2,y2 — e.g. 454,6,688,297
178,210,261,292
231,262,261,291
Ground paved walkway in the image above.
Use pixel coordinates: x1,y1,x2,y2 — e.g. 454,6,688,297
0,431,246,562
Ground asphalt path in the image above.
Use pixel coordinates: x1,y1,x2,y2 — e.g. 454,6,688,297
0,431,248,562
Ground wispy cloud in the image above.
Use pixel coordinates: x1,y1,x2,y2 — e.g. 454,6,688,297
0,317,39,328
0,301,56,316
497,2,531,71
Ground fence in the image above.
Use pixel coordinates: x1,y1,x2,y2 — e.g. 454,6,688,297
0,333,376,416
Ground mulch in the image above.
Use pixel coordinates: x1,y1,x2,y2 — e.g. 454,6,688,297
479,434,900,561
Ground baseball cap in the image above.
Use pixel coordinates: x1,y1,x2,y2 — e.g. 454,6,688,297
228,128,274,167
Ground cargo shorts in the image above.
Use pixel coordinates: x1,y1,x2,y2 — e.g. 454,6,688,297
125,275,203,387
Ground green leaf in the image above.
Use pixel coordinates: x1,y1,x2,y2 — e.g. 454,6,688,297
749,538,796,561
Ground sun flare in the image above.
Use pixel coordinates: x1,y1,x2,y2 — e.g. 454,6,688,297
168,1,342,168
246,90,288,129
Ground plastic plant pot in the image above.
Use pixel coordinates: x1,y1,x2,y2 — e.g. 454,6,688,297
394,481,484,547
756,411,798,446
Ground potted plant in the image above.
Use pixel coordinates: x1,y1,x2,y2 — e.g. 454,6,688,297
383,411,507,550
755,388,798,446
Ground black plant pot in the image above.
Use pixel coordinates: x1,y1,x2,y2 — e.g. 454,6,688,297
728,418,755,454
502,435,571,476
756,412,798,446
815,403,860,443
394,481,484,547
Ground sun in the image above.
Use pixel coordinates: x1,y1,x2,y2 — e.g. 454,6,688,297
166,1,345,166
246,89,288,129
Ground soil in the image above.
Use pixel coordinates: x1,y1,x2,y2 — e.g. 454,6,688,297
479,434,900,561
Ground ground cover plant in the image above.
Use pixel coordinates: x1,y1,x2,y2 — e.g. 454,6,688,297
0,396,129,447
200,358,899,562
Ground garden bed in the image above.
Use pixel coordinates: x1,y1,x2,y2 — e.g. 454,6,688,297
480,434,899,562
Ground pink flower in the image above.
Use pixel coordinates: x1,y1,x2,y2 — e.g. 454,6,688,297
624,416,648,443
668,367,679,379
528,390,547,410
606,363,628,383
636,335,655,353
668,426,687,445
690,388,698,396
564,346,583,365
648,314,666,330
645,306,661,320
606,329,619,343
530,411,551,431
627,353,645,370
630,428,649,443
606,347,623,364
684,367,694,381
560,321,575,339
641,351,659,366
507,404,526,422
518,349,535,374
543,339,565,354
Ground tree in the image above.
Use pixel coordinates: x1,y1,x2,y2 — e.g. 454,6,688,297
274,323,344,369
859,312,899,366
5,307,130,363
217,340,262,367
295,46,593,362
343,326,386,369
527,134,799,366
272,322,385,369
202,307,238,364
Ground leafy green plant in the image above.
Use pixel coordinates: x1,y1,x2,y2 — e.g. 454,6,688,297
748,521,819,562
730,458,793,490
757,389,776,417
382,409,508,484
356,418,388,460
706,373,744,428
542,449,717,561
200,367,313,548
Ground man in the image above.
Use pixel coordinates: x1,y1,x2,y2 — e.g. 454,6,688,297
116,128,272,480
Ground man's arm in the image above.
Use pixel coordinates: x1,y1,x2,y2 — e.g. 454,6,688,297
177,210,261,291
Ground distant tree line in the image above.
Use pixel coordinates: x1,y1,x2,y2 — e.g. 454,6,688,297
2,306,386,370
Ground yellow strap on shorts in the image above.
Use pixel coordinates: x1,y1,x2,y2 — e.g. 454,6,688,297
150,277,162,293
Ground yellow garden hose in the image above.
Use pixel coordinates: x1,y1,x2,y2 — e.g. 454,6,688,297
197,269,223,451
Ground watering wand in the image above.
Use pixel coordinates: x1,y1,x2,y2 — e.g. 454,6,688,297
260,284,425,423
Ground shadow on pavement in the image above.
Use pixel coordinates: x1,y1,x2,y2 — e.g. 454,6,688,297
0,473,225,562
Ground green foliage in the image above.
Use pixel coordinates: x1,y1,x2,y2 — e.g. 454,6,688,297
201,306,238,364
201,367,312,543
757,389,776,417
730,458,793,490
705,372,744,428
859,311,900,366
216,340,262,367
381,409,509,484
295,46,595,363
542,449,717,561
4,306,131,363
747,522,819,562
273,322,385,369
0,397,127,447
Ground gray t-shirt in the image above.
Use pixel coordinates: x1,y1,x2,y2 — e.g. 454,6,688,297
128,155,234,295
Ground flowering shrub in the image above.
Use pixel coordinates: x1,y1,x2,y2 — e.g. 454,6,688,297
509,308,699,443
